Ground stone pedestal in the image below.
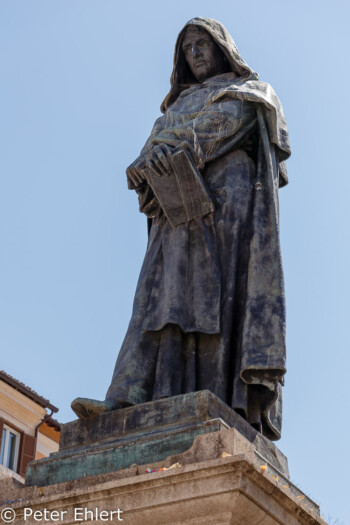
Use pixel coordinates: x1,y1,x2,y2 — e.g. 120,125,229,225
26,391,289,486
0,391,326,524
2,443,325,524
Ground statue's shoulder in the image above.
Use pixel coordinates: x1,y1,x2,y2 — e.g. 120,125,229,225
218,77,274,94
236,79,284,111
241,79,276,94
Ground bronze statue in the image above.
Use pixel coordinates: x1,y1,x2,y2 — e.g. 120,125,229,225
72,17,290,440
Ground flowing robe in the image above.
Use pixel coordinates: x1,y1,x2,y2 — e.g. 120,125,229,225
106,72,289,440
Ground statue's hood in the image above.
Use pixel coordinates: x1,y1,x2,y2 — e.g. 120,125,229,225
161,17,259,113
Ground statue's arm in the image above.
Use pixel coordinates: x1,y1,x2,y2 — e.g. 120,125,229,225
126,99,258,218
148,98,257,171
125,117,163,188
126,117,169,218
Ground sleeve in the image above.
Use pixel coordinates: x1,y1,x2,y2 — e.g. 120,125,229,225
127,116,166,218
129,98,257,218
149,98,257,170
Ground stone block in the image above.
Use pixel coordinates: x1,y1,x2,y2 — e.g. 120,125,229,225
26,391,289,487
3,454,326,525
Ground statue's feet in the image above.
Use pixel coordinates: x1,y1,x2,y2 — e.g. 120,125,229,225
71,397,123,419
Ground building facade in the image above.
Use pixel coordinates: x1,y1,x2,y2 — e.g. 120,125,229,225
0,371,60,482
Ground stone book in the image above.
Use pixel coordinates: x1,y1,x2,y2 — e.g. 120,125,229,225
144,149,214,227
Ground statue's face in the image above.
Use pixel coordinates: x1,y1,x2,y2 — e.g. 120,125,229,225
181,26,227,82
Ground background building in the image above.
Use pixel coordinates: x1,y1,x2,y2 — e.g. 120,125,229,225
0,371,60,482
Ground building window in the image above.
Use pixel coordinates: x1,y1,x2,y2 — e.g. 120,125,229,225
0,425,20,472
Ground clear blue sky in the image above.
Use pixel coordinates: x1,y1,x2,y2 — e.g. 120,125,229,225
1,1,349,522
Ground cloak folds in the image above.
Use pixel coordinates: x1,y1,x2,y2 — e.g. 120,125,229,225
106,18,290,440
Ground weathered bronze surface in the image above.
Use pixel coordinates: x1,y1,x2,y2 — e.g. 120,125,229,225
72,17,290,441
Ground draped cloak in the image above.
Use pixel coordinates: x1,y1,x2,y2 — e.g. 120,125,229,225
106,17,291,440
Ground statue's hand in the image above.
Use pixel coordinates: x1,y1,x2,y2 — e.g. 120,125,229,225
146,144,173,177
126,156,147,187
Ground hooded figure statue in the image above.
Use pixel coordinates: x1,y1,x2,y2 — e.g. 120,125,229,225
72,17,291,441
